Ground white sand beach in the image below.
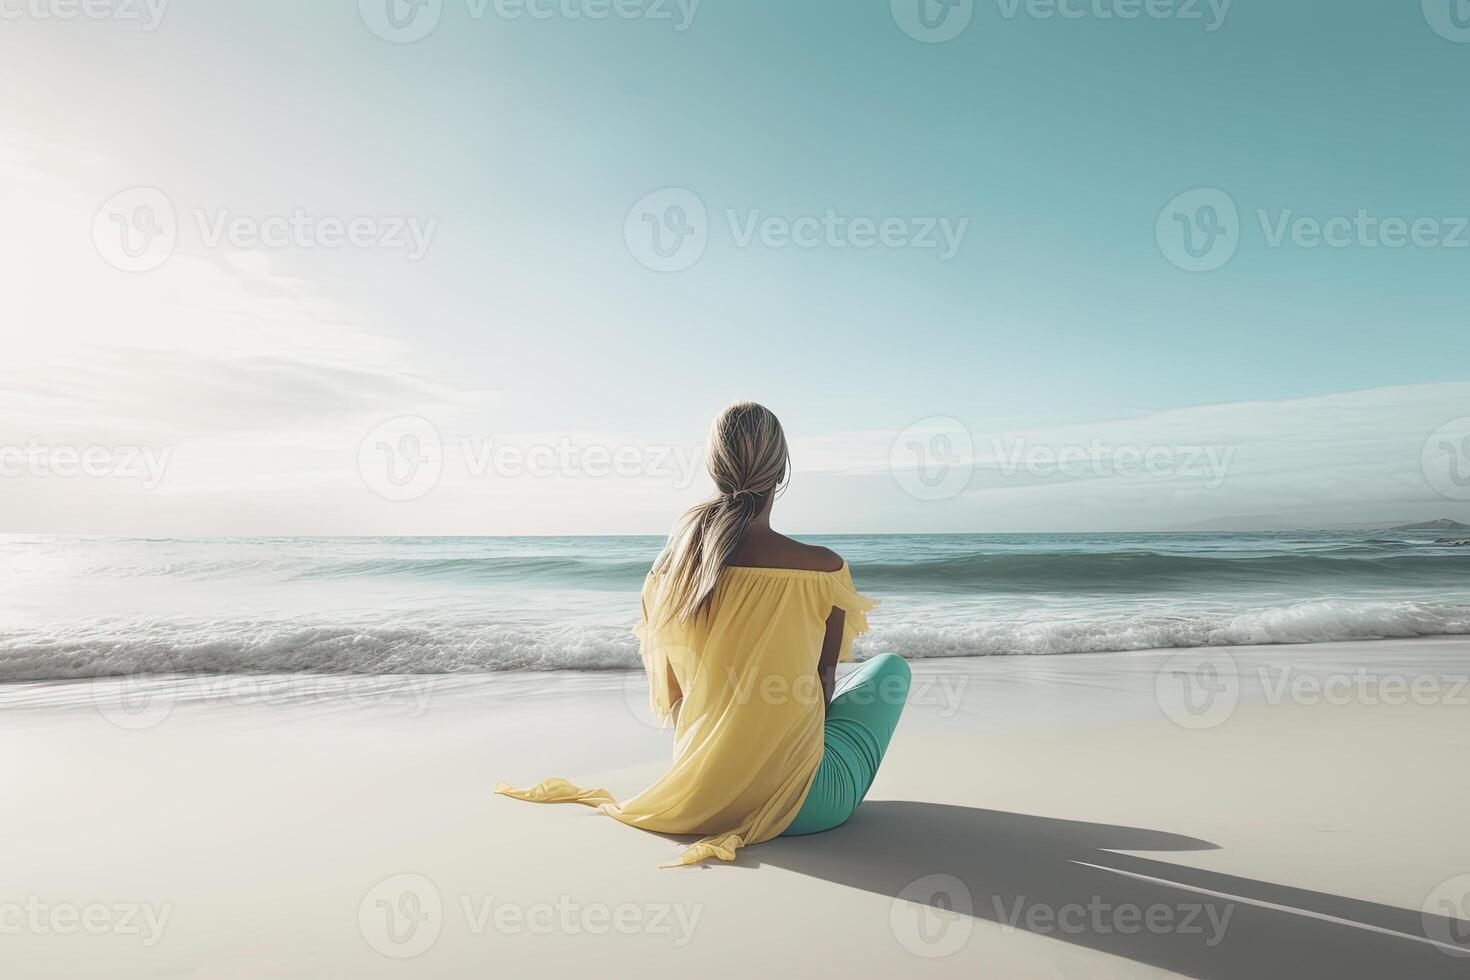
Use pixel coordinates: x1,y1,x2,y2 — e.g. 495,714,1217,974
3,637,1468,979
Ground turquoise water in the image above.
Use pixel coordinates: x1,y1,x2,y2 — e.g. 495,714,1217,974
1,531,1468,680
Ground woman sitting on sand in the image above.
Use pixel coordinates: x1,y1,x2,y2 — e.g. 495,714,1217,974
498,402,911,866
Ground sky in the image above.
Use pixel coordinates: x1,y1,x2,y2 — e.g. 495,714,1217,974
0,0,1468,534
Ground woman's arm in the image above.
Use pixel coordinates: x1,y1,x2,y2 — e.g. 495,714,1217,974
818,606,845,709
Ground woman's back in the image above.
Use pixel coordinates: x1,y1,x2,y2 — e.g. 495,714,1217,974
608,560,873,864
499,560,874,866
496,401,901,867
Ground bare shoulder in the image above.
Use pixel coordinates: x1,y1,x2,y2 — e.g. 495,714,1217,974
732,531,844,573
793,541,845,573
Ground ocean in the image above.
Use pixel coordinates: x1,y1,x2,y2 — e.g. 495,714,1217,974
2,531,1468,681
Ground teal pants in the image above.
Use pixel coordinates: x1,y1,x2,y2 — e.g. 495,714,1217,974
782,653,911,836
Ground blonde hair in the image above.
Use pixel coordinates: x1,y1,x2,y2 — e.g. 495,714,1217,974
651,402,790,625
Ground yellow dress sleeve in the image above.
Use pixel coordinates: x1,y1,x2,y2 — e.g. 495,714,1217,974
632,575,681,727
829,564,877,663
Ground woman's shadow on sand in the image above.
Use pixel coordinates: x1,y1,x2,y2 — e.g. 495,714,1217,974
727,801,1468,979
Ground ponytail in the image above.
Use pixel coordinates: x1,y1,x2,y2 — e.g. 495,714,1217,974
650,403,789,625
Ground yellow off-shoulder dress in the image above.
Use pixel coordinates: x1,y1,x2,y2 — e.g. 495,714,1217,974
496,563,875,867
